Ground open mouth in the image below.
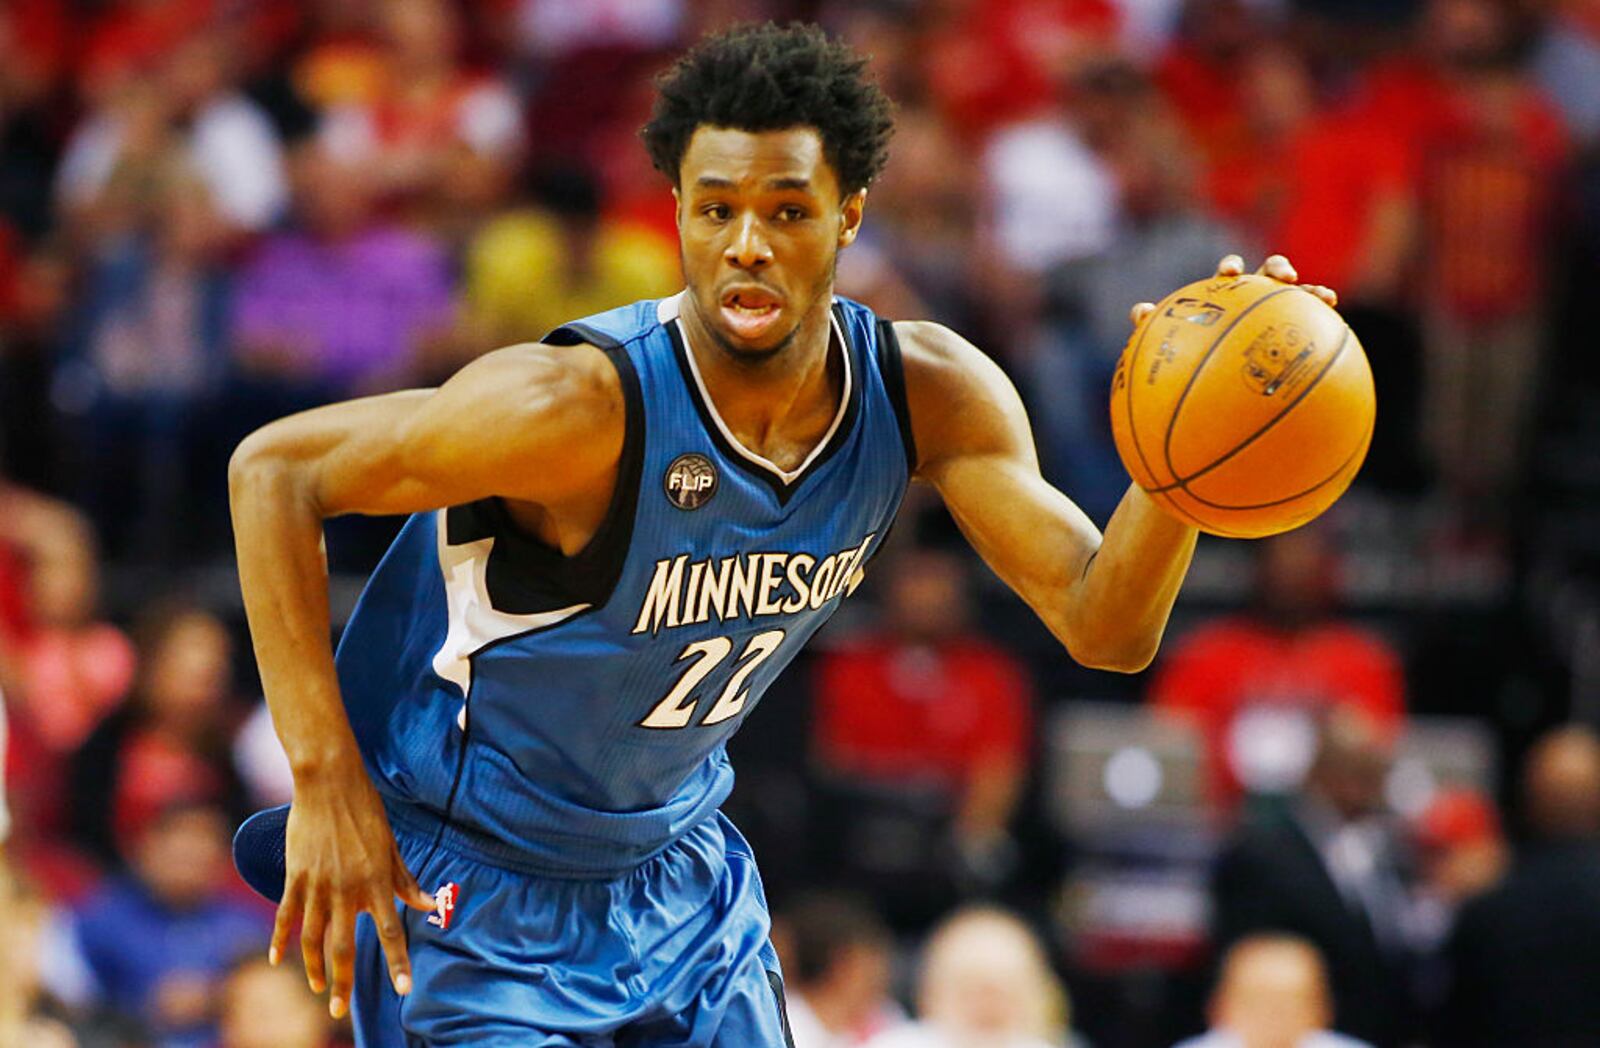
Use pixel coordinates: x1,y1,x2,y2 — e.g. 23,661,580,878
719,286,784,342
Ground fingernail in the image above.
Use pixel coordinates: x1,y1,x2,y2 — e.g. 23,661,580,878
331,997,347,1019
269,947,280,966
396,973,412,995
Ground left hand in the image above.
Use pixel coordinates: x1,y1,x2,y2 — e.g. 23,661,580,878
1128,254,1339,328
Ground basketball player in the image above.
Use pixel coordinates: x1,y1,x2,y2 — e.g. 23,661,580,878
229,23,1336,1046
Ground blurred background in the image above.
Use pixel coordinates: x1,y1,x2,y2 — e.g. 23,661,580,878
1,0,1599,1046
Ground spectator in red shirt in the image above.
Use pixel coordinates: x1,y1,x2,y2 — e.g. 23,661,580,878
1151,525,1406,814
920,0,1122,142
811,543,1033,928
1206,42,1416,300
1350,0,1570,523
1154,0,1264,192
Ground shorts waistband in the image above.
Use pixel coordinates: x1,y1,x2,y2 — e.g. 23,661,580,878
383,798,686,881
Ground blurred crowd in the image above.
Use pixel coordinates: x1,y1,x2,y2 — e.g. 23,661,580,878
2,0,1600,1046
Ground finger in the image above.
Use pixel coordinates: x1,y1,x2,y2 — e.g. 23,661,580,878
390,838,435,915
1216,253,1245,278
301,891,329,995
370,892,414,997
1306,283,1339,308
326,899,357,1020
393,841,435,913
1257,254,1298,283
1129,302,1157,327
270,879,305,967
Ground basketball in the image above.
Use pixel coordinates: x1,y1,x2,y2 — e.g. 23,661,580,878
1109,274,1376,539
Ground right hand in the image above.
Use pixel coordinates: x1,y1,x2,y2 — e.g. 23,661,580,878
1127,254,1340,327
271,760,435,1019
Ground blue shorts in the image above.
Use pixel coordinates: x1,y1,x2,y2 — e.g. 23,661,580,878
350,808,794,1047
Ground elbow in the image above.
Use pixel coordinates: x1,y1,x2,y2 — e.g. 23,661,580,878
227,431,275,499
227,428,301,508
1062,625,1161,675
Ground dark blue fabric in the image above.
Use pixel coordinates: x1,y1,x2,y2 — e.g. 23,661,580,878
232,803,289,902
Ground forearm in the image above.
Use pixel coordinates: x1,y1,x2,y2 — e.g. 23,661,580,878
229,442,362,778
1065,484,1198,672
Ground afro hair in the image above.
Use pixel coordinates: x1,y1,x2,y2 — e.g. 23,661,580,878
641,22,894,196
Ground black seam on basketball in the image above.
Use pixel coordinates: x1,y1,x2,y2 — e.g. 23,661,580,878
1149,323,1352,494
1122,298,1172,490
1173,412,1373,511
1160,286,1297,485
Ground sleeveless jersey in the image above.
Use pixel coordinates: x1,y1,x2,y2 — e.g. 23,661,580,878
334,294,914,877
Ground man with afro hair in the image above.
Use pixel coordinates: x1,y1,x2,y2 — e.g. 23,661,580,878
228,21,1332,1046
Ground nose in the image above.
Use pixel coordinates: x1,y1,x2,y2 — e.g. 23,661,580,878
724,212,772,271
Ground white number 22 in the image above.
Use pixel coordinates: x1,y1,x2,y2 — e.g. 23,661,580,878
638,630,786,729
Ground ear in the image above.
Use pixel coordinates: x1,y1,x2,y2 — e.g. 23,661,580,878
671,186,682,228
838,189,867,248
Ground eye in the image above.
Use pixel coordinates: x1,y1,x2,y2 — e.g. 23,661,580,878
777,206,808,222
702,203,731,222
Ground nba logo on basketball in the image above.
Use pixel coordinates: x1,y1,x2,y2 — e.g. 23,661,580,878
665,453,718,510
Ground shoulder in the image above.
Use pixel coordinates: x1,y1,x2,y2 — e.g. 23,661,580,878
446,341,625,427
400,341,626,472
890,320,1032,475
379,340,628,504
891,318,985,372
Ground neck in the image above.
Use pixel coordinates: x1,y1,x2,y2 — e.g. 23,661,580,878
678,292,839,455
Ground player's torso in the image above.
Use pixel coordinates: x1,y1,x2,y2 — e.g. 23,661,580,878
335,294,912,875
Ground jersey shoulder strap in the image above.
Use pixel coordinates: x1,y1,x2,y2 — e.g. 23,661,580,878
541,298,665,349
834,296,917,475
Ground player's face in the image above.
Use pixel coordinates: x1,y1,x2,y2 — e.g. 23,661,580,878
674,126,865,362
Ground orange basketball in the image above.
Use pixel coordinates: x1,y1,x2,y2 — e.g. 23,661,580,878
1109,274,1375,539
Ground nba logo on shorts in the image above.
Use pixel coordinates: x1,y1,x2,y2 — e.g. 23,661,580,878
428,882,461,931
664,453,718,511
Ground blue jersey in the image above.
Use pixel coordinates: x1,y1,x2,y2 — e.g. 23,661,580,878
334,294,913,878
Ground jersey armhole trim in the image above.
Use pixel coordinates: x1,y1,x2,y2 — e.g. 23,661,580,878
568,341,646,605
541,321,621,350
876,318,918,476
